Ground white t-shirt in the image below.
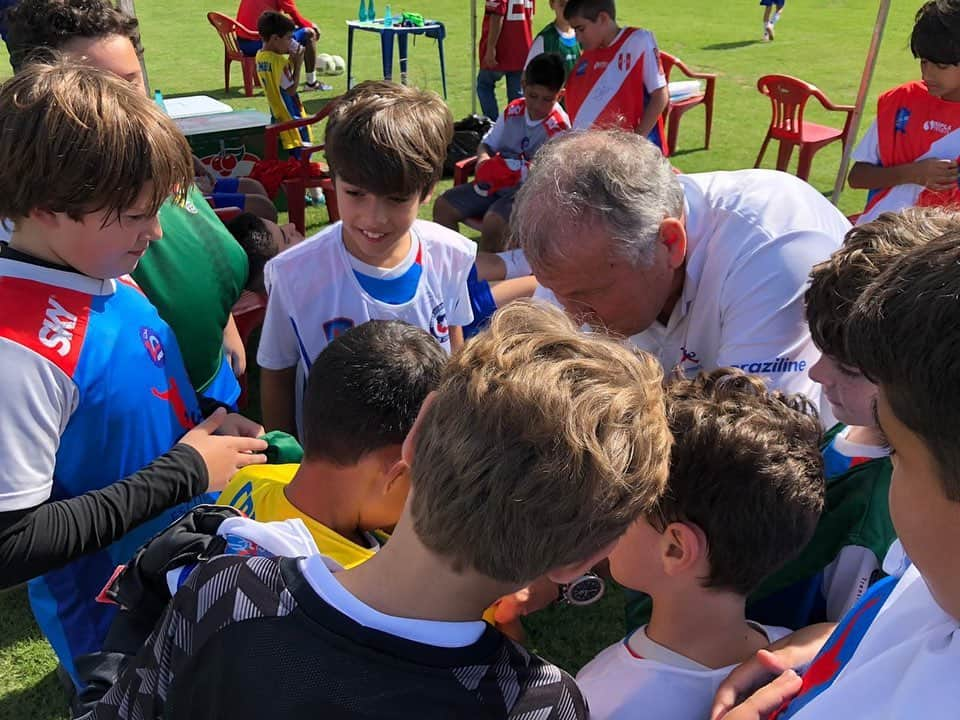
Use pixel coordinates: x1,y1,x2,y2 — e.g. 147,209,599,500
258,219,476,430
577,622,790,720
778,541,960,719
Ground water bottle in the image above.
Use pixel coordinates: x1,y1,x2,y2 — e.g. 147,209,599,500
358,0,367,22
367,0,375,22
384,4,393,26
154,89,168,115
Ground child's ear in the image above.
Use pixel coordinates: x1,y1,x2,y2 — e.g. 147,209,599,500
401,392,436,466
660,522,705,577
29,208,64,230
380,455,409,496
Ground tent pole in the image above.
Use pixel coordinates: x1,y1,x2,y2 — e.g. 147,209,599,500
471,0,478,114
831,0,891,206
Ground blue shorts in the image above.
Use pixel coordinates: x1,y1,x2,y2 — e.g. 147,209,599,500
463,264,498,339
759,0,784,6
238,27,314,57
440,183,517,222
209,192,246,210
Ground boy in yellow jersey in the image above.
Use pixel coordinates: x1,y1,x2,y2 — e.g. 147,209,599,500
217,320,446,568
255,11,314,152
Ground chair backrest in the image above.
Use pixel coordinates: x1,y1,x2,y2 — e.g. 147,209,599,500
207,11,247,61
660,51,677,83
756,74,819,143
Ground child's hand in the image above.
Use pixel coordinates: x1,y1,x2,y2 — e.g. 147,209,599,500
216,413,266,438
711,670,803,720
177,408,268,491
911,158,959,191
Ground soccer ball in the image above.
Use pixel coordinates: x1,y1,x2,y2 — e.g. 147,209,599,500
329,55,346,75
316,53,337,75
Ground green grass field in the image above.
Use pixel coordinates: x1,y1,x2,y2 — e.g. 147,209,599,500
0,1,921,716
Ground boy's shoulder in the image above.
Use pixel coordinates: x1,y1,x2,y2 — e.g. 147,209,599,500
878,79,930,105
413,219,478,259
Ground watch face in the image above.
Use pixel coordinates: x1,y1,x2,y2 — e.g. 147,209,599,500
566,574,605,606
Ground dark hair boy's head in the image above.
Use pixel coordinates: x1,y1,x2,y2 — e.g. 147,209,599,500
911,0,960,65
257,10,296,41
651,369,825,596
410,300,672,585
324,80,453,200
805,207,960,366
0,61,192,222
301,321,446,465
524,52,566,91
564,0,616,22
6,0,141,72
847,234,960,501
225,213,273,293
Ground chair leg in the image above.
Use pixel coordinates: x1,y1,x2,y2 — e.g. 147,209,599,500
667,109,681,156
755,134,772,168
775,141,794,173
224,53,231,93
704,100,714,149
283,179,307,235
796,146,815,182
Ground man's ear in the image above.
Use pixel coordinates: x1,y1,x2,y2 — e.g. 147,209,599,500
401,392,436,467
545,539,619,585
660,521,705,577
659,217,687,270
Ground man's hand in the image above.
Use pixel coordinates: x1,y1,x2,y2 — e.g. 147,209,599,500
713,670,803,720
177,409,268,491
481,49,497,69
911,157,959,191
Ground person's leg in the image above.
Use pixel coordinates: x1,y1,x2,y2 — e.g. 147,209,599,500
505,71,523,103
236,177,269,196
432,195,466,229
479,190,516,252
477,69,503,120
237,38,262,57
434,182,495,230
243,193,279,222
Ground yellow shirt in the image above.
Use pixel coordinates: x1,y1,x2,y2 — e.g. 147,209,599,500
217,465,376,570
255,49,314,150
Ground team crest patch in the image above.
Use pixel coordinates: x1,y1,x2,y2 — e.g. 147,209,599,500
140,327,166,367
323,317,355,341
575,60,588,76
430,303,449,342
894,107,911,134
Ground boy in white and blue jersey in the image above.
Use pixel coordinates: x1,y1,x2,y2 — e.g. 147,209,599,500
258,80,476,438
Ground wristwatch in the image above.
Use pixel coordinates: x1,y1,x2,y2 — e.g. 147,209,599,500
557,572,606,606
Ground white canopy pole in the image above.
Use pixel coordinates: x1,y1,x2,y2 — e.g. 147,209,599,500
831,0,892,206
118,0,150,93
471,0,478,113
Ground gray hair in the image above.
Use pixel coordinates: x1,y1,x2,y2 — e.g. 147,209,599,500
510,130,684,269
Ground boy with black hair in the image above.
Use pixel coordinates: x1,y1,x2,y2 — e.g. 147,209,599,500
714,225,960,720
848,0,960,224
562,0,669,152
258,80,476,438
579,368,824,720
525,0,581,77
434,52,570,251
217,320,446,567
0,62,266,692
225,212,304,294
256,10,315,153
91,300,673,720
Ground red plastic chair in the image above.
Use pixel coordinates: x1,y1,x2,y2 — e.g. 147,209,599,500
231,290,268,410
755,74,854,181
263,101,342,234
660,52,717,156
207,11,261,98
451,156,484,231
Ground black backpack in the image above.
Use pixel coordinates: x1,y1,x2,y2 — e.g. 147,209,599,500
444,114,494,177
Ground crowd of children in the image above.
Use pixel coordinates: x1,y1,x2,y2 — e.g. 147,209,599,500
1,0,960,719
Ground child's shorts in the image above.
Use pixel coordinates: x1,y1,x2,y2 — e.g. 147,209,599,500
440,183,518,223
759,0,784,6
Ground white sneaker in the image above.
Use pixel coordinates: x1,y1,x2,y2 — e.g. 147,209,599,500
762,24,770,41
765,21,775,40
